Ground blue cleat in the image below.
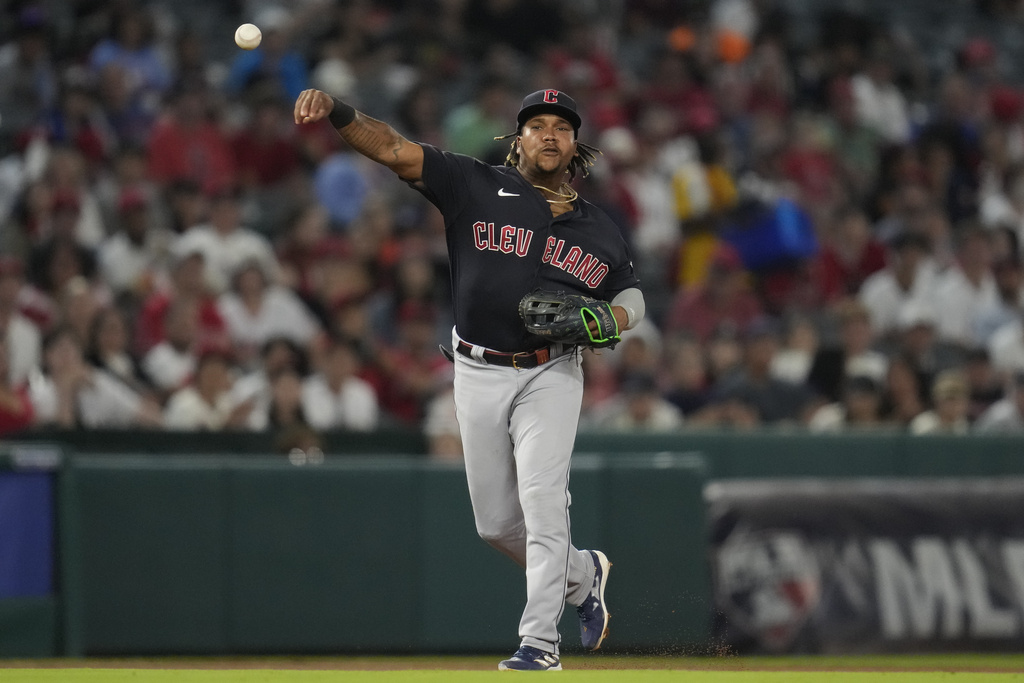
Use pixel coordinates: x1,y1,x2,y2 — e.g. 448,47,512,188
498,646,562,671
577,550,611,651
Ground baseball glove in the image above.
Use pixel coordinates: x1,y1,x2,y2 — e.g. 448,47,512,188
519,289,620,349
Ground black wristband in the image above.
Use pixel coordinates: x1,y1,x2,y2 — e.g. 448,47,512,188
328,96,356,128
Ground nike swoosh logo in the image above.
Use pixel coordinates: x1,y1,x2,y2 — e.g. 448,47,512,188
498,188,520,197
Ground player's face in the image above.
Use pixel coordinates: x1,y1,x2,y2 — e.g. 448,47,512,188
517,114,577,178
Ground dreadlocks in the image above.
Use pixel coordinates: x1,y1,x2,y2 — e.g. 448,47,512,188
493,132,602,181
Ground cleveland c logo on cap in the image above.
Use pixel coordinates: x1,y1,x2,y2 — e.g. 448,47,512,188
543,90,559,103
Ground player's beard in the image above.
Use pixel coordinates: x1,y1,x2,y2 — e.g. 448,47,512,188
520,148,573,187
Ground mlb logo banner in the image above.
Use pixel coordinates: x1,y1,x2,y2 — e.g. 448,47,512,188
706,479,1024,654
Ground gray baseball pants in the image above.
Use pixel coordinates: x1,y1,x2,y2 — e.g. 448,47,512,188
452,336,597,654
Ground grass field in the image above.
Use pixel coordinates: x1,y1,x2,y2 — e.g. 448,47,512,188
3,655,1024,682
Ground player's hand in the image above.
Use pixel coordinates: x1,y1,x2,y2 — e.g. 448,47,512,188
294,89,334,125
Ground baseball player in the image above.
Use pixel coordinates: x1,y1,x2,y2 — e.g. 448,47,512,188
295,87,645,671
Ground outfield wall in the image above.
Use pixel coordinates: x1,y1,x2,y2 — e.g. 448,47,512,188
1,431,1022,657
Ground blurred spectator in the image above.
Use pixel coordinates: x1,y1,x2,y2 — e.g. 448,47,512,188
27,189,98,301
822,77,881,203
933,226,998,347
0,7,58,148
880,355,926,426
374,301,451,424
276,204,346,303
586,371,684,432
980,162,1024,246
0,336,34,435
780,111,840,212
301,337,378,431
230,336,308,431
56,275,106,348
807,375,888,433
174,187,279,294
639,50,717,137
43,81,114,168
909,370,971,435
265,367,309,431
593,125,673,267
94,144,157,229
915,203,957,271
97,188,173,303
859,231,938,340
163,346,252,430
88,8,172,115
163,179,207,235
705,325,744,385
662,336,711,416
0,255,41,385
543,20,621,96
770,315,819,385
42,146,109,247
141,298,200,394
146,83,236,194
664,244,764,343
851,41,911,145
443,79,513,163
135,242,225,354
231,95,302,192
367,250,448,346
807,299,888,403
311,148,372,231
612,319,663,382
579,348,620,419
974,371,1024,433
973,254,1024,343
813,205,887,302
873,179,931,245
988,310,1024,377
85,305,151,397
96,61,155,149
218,259,321,369
963,347,1005,421
888,301,966,401
700,317,817,425
395,83,445,149
29,325,162,428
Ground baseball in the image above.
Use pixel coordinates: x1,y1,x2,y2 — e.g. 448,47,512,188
234,23,262,50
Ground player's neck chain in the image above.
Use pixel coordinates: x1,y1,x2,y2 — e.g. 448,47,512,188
532,183,578,204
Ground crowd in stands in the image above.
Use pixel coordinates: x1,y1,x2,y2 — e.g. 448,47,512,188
2,0,1024,458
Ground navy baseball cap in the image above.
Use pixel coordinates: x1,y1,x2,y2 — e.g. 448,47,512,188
516,89,582,133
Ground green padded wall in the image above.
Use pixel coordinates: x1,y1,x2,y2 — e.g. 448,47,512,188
62,453,710,655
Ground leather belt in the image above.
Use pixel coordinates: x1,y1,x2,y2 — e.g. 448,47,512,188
456,340,558,369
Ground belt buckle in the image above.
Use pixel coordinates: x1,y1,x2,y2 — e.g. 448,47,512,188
511,351,529,370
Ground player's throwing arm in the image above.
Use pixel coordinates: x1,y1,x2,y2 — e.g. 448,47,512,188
293,89,424,181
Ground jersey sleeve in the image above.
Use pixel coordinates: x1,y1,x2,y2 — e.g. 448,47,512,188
598,221,641,300
603,255,640,300
415,144,478,217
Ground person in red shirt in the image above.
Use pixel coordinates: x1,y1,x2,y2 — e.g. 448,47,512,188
135,244,225,355
231,96,301,191
373,301,451,424
146,84,236,194
813,205,887,302
664,244,764,343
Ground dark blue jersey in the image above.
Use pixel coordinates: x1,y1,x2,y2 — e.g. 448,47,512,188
417,144,640,352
